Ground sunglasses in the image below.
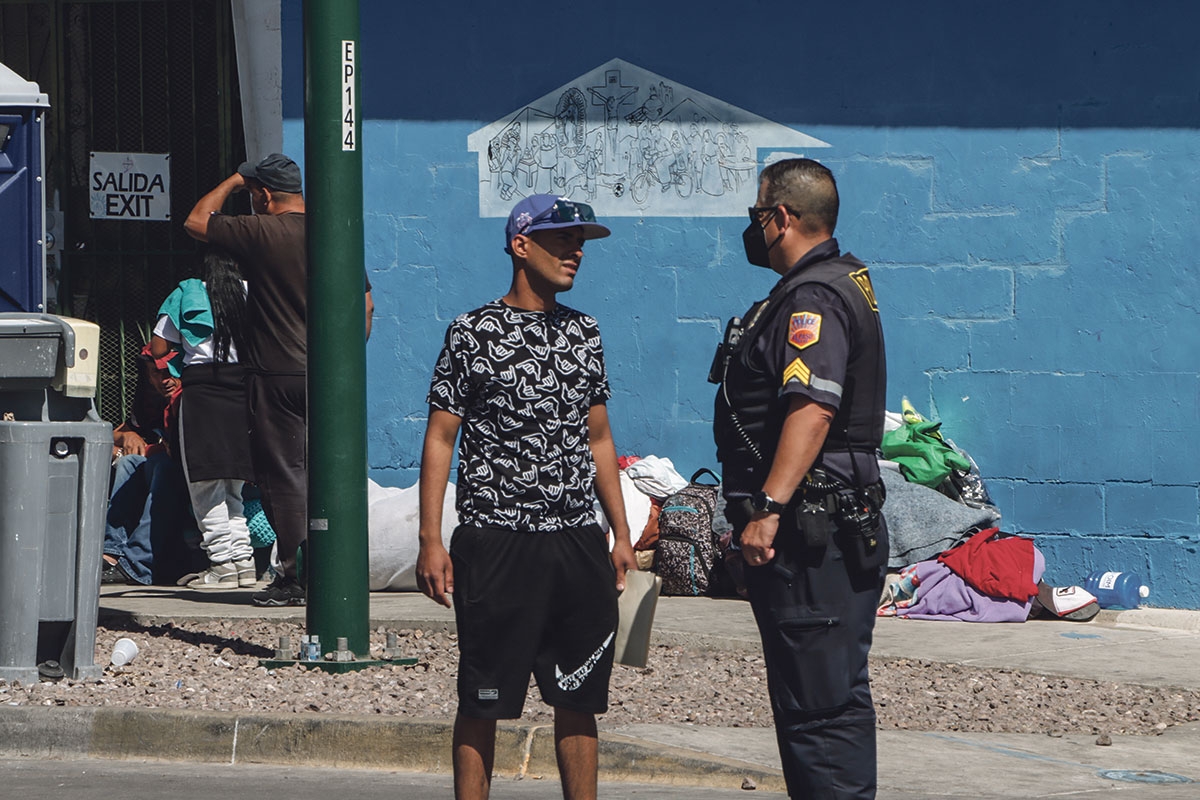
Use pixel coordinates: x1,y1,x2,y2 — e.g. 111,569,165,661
747,205,801,226
521,199,598,234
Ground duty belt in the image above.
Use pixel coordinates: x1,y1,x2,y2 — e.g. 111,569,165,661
797,468,884,512
726,470,884,540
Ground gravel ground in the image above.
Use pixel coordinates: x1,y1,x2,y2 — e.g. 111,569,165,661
3,619,1198,738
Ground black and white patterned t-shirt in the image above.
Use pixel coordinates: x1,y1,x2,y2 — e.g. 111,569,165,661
427,299,612,531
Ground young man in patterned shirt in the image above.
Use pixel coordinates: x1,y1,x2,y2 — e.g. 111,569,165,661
416,194,637,800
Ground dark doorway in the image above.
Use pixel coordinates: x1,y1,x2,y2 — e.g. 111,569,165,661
0,0,245,422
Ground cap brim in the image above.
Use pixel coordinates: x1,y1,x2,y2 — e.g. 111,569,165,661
236,162,257,180
525,220,612,240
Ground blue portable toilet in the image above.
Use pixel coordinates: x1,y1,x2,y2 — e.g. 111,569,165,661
0,62,49,313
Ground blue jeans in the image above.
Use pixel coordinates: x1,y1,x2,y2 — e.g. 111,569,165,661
103,451,199,585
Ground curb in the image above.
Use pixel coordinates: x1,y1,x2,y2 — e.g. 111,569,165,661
0,705,784,791
95,608,462,636
1101,607,1200,632
96,605,457,633
95,604,766,655
95,603,1200,649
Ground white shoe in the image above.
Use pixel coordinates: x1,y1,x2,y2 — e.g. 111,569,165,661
185,562,239,589
234,558,258,587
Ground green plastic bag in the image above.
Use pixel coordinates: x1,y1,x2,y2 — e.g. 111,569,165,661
880,418,971,488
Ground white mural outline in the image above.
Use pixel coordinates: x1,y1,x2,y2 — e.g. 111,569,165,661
468,58,831,218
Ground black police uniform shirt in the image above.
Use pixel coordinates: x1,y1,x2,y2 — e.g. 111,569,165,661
729,239,879,492
427,299,611,532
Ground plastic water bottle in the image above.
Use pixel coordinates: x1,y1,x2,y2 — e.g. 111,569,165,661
1084,570,1149,609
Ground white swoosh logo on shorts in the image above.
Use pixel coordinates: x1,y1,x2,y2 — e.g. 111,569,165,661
555,631,615,692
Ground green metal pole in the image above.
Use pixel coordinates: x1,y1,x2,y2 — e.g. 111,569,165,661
303,0,368,660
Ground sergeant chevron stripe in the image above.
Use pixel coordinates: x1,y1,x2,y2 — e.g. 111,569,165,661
783,356,811,387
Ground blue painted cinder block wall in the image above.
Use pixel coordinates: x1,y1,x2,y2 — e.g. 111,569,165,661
280,2,1200,607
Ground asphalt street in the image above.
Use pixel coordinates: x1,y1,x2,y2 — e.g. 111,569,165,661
1,758,785,799
7,756,1200,799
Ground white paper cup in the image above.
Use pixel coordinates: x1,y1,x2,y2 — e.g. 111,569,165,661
110,637,139,666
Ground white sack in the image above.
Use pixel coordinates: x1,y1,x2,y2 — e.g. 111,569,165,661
596,471,654,544
367,479,457,591
623,455,688,498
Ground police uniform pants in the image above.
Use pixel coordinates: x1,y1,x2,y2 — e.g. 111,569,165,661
742,515,887,800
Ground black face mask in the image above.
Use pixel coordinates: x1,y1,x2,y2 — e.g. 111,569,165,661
742,218,783,269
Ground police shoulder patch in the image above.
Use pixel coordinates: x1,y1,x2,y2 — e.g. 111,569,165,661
787,312,822,350
849,268,879,312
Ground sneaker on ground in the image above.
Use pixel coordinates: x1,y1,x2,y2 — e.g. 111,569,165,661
185,562,239,589
101,561,135,585
251,574,306,606
234,558,258,587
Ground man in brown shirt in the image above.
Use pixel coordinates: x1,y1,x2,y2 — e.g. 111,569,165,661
185,153,309,606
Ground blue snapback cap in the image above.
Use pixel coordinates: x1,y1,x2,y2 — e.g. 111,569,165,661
504,194,611,253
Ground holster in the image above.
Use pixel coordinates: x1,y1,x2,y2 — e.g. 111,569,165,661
795,501,834,548
831,482,886,571
727,495,834,550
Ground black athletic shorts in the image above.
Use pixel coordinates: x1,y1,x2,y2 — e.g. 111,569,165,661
450,523,618,719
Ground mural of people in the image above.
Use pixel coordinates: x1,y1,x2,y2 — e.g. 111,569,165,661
536,132,558,194
468,58,830,217
699,129,724,197
487,124,522,201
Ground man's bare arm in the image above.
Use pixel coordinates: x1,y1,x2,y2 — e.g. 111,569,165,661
738,396,834,565
416,408,462,607
184,173,245,242
365,289,375,340
588,403,637,591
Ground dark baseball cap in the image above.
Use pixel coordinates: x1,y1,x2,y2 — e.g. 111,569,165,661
504,194,611,253
237,153,303,194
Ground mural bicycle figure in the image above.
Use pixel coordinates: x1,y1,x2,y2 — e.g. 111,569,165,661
469,58,830,218
628,127,693,206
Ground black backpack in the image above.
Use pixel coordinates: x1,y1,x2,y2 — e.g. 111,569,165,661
654,468,721,596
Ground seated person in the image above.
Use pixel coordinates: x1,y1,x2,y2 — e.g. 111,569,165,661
101,347,203,586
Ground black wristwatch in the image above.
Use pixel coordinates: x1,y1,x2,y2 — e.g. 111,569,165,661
750,490,786,516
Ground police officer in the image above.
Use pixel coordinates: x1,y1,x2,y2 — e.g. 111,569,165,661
710,158,888,799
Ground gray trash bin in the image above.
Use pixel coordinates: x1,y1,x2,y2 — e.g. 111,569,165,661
0,313,110,683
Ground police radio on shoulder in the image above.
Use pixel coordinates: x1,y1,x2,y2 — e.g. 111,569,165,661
751,490,786,516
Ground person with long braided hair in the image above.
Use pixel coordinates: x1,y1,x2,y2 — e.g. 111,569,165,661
151,248,258,588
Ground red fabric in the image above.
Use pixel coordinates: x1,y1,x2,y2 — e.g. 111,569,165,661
139,343,181,437
937,527,1037,602
633,498,663,551
140,342,175,372
164,383,182,432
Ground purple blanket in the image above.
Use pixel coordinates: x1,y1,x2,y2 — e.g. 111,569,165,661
894,548,1045,622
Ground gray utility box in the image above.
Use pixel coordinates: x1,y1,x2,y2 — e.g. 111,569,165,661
0,314,110,683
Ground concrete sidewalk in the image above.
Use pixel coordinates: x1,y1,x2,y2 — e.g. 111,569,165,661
1,587,1198,797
